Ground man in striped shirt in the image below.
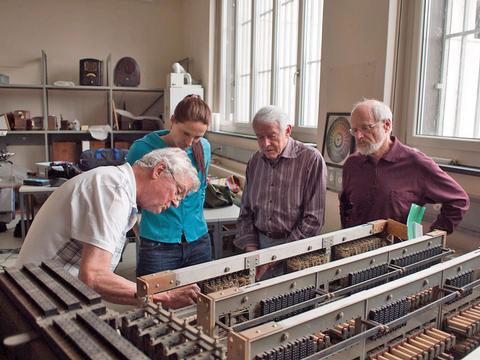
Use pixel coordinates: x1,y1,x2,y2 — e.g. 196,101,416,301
234,106,327,280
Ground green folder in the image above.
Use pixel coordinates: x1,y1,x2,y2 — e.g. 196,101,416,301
407,203,426,239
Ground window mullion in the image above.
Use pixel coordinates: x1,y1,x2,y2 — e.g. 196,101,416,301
271,0,279,105
474,69,480,138
222,0,235,124
453,3,469,137
445,29,479,38
474,0,480,138
249,0,257,121
229,0,236,122
295,0,306,128
234,0,241,121
435,0,449,135
219,0,226,121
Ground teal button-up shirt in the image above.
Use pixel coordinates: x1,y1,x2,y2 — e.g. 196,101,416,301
126,130,210,243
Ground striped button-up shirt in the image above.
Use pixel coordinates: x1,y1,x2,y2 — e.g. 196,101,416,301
234,137,327,250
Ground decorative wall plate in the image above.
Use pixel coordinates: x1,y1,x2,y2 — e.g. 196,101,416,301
322,112,355,167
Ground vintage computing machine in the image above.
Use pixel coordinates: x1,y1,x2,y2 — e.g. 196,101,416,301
135,220,408,299
196,230,450,338
2,220,480,359
228,249,480,359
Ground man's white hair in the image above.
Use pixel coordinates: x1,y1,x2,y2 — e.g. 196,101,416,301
352,99,393,123
252,105,289,130
135,148,200,193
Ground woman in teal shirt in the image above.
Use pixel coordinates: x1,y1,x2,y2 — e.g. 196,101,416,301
127,95,211,276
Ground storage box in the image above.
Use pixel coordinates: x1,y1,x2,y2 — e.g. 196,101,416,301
48,115,58,130
167,73,185,87
89,141,106,151
52,142,79,162
12,110,30,130
114,141,130,149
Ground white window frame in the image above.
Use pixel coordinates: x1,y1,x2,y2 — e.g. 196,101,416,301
218,0,323,144
405,0,480,167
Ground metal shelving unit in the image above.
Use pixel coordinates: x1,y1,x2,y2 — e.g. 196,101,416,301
0,51,163,161
0,84,44,90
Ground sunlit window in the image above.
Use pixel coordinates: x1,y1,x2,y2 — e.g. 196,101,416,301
220,0,323,135
418,0,480,139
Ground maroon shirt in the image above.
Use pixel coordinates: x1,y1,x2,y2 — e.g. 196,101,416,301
340,136,469,234
235,138,327,250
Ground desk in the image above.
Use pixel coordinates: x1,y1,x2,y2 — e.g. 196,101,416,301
0,179,21,223
19,185,58,240
204,204,240,259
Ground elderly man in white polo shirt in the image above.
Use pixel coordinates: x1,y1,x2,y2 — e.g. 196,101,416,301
17,148,200,308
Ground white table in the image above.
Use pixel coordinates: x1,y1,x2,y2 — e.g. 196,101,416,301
204,204,240,259
19,185,58,240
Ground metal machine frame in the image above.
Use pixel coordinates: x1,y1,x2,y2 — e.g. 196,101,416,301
137,219,407,298
197,231,449,336
227,250,480,359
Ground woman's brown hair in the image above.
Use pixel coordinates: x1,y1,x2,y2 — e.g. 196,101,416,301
173,95,211,177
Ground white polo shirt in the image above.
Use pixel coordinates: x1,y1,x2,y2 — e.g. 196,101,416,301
17,163,137,277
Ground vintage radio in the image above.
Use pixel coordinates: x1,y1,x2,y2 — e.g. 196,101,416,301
79,58,103,86
114,57,140,87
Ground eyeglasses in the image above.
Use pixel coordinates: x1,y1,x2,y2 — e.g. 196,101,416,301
135,159,188,201
349,121,383,136
165,169,187,201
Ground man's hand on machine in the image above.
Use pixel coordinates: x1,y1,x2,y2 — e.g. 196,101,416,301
153,284,201,309
255,262,277,281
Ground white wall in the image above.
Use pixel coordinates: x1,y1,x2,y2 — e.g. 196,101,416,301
0,0,210,172
0,0,185,87
181,0,215,103
316,0,390,146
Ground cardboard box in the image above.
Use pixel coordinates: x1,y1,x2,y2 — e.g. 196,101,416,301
52,142,79,162
114,141,130,150
48,115,58,130
89,141,106,151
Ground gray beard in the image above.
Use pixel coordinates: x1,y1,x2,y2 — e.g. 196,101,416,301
357,136,386,155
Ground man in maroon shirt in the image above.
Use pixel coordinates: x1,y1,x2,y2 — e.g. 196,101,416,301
340,99,469,234
235,105,327,279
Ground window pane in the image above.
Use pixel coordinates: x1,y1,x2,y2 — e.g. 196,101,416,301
276,0,299,125
300,0,323,127
254,0,273,113
418,0,480,140
442,37,461,136
448,0,466,34
221,0,236,124
220,0,320,134
235,0,252,123
455,34,480,137
465,0,479,30
448,0,479,33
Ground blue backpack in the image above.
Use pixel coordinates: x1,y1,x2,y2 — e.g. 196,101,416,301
79,148,128,171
